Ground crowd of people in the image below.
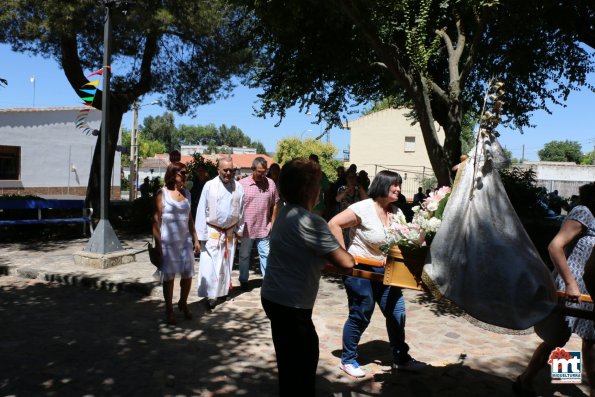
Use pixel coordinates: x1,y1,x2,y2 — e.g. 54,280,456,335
151,151,595,397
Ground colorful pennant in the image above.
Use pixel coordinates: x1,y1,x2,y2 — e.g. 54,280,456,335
75,67,110,136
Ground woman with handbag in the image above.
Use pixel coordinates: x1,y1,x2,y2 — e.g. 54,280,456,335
153,162,200,325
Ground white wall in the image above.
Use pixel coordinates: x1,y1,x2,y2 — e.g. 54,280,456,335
0,107,120,190
347,108,445,198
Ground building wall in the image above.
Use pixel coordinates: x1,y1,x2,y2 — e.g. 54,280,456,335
347,108,445,198
0,107,121,198
517,161,595,198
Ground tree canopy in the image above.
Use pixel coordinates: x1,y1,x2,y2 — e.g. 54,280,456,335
538,140,584,163
140,112,268,154
238,0,594,186
0,0,252,209
274,138,341,182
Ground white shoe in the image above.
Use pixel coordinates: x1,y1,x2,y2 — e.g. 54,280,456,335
339,362,366,378
392,359,427,372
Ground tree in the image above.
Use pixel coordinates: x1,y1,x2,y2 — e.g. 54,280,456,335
274,138,342,182
238,0,594,186
0,0,252,210
173,121,268,153
538,140,583,163
581,150,595,165
121,128,166,166
140,112,176,152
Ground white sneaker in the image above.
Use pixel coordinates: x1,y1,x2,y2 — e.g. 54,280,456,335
392,359,427,372
339,362,366,378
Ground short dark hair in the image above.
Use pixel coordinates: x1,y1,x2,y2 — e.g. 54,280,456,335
164,162,186,189
579,183,595,214
279,158,321,206
368,170,402,199
252,156,267,170
308,154,319,163
169,150,181,162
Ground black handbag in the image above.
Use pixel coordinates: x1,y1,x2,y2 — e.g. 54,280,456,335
148,241,161,269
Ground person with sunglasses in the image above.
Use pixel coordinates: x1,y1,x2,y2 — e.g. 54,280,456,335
153,162,200,325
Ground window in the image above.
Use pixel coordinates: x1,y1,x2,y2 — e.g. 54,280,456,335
0,145,21,180
404,136,416,152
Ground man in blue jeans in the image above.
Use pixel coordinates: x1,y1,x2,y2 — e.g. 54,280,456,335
238,157,279,291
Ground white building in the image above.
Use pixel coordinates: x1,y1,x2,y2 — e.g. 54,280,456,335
518,161,595,198
180,144,257,155
346,108,445,198
0,107,121,198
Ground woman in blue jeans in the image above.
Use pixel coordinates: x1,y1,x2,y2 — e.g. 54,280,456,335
329,170,426,377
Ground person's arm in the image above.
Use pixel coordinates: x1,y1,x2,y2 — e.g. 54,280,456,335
152,191,163,257
194,182,210,243
328,208,360,249
187,209,200,256
357,184,368,200
269,181,281,226
583,248,595,301
335,185,352,203
235,185,245,238
323,246,355,271
548,218,585,300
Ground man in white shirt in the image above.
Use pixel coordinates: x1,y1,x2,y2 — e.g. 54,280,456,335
195,156,244,310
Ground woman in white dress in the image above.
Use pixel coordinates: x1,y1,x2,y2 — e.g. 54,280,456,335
153,162,200,325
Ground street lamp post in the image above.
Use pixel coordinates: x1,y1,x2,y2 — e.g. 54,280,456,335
129,100,139,200
300,129,312,139
129,100,160,201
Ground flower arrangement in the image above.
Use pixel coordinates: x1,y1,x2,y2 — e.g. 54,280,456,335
382,186,451,252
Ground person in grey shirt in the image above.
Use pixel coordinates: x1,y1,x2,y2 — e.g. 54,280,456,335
261,158,355,397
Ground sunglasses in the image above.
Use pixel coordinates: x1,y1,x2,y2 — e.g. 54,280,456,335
177,171,188,176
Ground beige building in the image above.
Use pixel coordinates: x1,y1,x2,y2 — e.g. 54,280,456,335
346,108,445,199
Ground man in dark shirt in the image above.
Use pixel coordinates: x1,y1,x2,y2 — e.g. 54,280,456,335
190,163,209,218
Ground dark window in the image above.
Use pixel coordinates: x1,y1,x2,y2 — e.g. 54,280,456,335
0,145,20,180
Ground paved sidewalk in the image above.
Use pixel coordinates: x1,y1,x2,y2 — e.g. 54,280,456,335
0,235,589,396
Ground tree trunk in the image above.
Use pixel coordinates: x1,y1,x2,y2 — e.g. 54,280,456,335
411,77,453,187
84,97,127,213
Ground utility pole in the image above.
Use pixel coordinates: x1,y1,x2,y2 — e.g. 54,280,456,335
129,100,139,200
521,144,525,164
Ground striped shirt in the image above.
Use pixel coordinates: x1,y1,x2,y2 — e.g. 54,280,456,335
239,175,279,238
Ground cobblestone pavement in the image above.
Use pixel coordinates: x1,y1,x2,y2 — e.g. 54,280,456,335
0,235,589,396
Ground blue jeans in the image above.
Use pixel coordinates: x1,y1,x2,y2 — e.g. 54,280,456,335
238,237,269,282
341,271,411,365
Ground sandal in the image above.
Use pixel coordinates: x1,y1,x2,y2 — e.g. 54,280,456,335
177,301,193,320
166,309,177,325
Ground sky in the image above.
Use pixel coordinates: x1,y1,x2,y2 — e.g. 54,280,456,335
1,43,594,161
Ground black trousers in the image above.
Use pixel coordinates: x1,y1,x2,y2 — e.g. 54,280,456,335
261,297,319,397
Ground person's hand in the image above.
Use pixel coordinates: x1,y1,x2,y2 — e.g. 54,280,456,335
193,240,200,255
564,280,581,302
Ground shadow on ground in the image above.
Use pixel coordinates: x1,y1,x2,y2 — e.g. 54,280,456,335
0,280,276,396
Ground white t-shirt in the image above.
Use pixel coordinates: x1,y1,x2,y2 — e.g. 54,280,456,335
261,204,340,309
348,198,400,262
